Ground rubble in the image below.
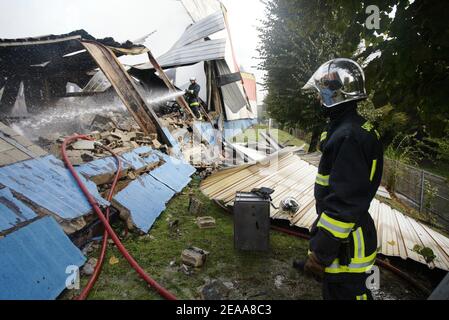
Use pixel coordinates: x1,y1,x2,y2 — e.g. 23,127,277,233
196,216,216,229
181,247,209,268
188,195,203,216
199,279,231,300
82,257,98,276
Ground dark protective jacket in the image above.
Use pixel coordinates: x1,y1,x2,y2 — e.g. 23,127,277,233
186,83,201,106
309,102,383,280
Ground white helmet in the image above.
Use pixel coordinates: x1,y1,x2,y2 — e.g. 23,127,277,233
302,58,367,108
190,77,196,82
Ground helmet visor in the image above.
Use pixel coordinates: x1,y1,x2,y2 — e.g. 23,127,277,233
302,58,367,107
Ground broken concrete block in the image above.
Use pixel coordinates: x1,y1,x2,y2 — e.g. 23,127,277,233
127,171,137,180
189,195,203,216
89,131,101,141
82,257,98,276
72,140,96,150
148,133,158,141
130,141,139,148
200,280,230,300
181,247,209,268
196,216,216,229
80,152,95,162
152,139,162,149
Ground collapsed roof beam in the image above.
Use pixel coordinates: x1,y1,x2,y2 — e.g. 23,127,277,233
81,40,172,147
146,50,196,120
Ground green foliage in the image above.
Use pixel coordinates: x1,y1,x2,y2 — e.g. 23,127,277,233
384,133,423,191
357,92,382,123
258,0,345,136
259,0,449,162
413,244,437,264
423,180,439,225
384,133,422,166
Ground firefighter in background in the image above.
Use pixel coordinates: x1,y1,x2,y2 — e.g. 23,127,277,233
185,77,202,119
298,58,383,300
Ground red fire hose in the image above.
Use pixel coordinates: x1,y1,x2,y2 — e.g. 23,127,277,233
62,135,177,300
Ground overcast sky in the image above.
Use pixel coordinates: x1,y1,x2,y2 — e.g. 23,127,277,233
0,0,266,101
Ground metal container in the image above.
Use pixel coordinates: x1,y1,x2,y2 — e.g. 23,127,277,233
233,191,270,251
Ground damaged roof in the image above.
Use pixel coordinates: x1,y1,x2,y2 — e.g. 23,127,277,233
0,154,109,222
0,216,86,300
201,149,449,271
77,146,195,233
132,11,226,70
0,121,47,167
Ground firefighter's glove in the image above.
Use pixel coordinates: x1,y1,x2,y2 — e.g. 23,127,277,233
304,252,325,281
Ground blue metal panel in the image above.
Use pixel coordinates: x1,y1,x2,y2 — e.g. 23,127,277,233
0,187,37,233
161,127,183,159
0,155,109,220
113,173,175,233
0,216,86,300
224,119,257,139
150,150,196,193
121,146,160,171
193,121,218,146
76,146,160,180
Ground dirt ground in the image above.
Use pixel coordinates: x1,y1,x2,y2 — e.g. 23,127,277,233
60,176,428,300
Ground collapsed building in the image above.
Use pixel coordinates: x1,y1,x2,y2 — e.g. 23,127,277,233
0,0,268,299
2,0,447,301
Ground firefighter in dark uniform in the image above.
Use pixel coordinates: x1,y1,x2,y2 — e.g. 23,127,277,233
299,58,383,300
185,77,202,119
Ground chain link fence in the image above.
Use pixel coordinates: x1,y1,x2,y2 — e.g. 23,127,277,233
382,159,449,230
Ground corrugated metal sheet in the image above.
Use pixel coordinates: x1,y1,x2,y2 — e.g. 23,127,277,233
0,187,37,233
0,122,47,167
0,155,109,220
82,70,111,93
193,121,218,146
201,150,449,271
76,146,160,181
133,39,226,70
150,150,196,193
0,216,86,300
113,174,176,233
77,146,195,233
223,118,257,139
216,60,248,113
181,0,222,22
172,11,225,49
162,127,183,159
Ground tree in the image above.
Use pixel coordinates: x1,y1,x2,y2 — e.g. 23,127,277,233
259,0,449,158
258,0,346,152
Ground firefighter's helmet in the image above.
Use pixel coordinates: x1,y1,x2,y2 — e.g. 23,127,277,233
302,58,367,108
280,197,300,215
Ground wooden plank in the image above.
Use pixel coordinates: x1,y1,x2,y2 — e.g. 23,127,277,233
81,40,172,148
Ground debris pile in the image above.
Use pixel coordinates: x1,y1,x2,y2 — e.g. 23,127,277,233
44,115,169,166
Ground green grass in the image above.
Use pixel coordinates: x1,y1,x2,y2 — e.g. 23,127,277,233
232,125,308,150
62,176,320,300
